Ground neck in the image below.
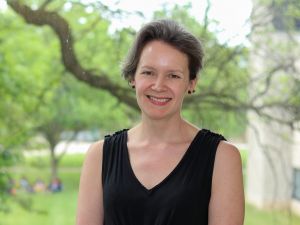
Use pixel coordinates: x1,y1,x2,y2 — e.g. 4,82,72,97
130,114,197,144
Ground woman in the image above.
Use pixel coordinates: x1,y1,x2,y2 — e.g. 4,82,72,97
76,19,244,225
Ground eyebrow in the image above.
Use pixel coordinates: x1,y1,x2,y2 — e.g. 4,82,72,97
140,65,184,74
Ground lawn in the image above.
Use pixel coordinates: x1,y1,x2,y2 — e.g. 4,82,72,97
1,153,300,225
0,168,80,225
1,153,82,225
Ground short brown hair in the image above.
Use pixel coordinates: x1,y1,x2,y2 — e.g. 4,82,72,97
121,19,204,81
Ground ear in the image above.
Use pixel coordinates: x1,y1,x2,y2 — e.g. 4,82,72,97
129,78,135,86
189,78,198,91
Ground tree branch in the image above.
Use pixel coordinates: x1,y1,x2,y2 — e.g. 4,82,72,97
7,0,138,110
6,0,300,129
39,0,53,10
203,0,211,32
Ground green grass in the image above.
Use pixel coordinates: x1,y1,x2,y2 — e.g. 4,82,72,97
1,188,77,225
245,203,300,225
59,154,86,167
0,170,79,225
24,153,85,168
2,153,300,225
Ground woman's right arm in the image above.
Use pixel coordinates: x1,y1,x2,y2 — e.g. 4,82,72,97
76,140,104,225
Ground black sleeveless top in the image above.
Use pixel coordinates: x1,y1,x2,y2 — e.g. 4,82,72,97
102,129,226,225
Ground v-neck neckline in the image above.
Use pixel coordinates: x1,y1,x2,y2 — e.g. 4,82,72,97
123,129,203,194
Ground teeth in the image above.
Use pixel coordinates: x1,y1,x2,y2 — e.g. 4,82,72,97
149,96,170,102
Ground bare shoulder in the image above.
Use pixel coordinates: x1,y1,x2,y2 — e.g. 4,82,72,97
78,139,104,189
83,140,104,165
213,140,243,189
87,140,104,157
208,140,244,225
216,140,242,164
76,140,105,225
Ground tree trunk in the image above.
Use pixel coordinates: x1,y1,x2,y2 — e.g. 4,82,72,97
50,147,58,180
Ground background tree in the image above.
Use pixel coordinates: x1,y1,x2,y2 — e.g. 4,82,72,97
246,0,300,217
5,0,252,135
0,1,134,182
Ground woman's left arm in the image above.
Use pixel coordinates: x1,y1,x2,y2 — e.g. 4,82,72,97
208,141,245,225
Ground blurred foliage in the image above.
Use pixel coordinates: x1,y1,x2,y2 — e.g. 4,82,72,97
0,0,135,210
250,0,300,126
0,148,18,212
0,1,134,148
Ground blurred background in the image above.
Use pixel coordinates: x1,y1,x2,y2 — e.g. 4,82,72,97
0,0,300,224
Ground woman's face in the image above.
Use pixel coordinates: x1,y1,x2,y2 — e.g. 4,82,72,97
132,40,197,120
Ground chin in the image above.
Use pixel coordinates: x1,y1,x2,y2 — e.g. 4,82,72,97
137,97,181,120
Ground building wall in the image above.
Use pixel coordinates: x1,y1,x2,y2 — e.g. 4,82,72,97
248,0,300,214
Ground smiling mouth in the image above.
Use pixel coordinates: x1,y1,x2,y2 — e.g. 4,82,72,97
146,95,172,103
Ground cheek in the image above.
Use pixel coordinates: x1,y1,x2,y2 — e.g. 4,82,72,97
135,78,149,92
175,83,189,94
134,83,147,102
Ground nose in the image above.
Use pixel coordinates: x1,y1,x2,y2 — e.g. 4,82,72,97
151,76,166,91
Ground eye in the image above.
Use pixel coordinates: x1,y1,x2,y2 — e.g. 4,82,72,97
168,74,181,79
141,70,153,76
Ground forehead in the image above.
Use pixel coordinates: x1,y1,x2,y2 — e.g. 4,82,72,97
138,40,189,71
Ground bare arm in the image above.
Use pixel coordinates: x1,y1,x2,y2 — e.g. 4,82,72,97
76,141,104,225
208,141,245,225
